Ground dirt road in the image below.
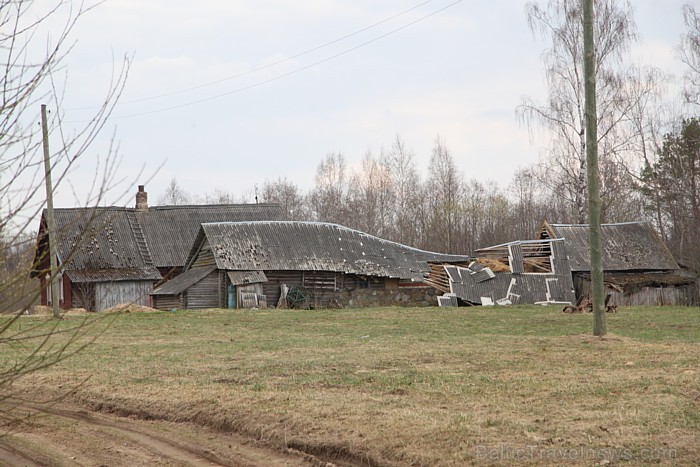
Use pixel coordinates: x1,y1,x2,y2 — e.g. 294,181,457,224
0,400,318,466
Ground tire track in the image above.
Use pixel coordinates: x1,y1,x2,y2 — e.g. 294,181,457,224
0,398,318,466
24,402,233,466
0,438,46,467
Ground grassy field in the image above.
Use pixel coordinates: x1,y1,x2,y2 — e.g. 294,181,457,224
3,305,699,465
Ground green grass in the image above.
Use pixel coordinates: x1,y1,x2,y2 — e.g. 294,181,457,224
2,305,699,465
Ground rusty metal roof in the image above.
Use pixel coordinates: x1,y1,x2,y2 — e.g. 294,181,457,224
541,221,679,272
187,221,468,281
33,204,284,281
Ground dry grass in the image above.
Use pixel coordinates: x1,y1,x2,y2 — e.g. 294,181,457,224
23,305,91,316
101,303,159,314
3,306,699,466
475,257,511,273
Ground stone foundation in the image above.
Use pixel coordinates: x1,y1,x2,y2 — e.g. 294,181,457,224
338,286,440,308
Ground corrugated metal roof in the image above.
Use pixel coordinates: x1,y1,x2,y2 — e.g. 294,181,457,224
66,267,161,283
34,204,284,278
137,204,283,267
49,208,150,273
544,222,679,272
189,221,468,281
151,266,216,295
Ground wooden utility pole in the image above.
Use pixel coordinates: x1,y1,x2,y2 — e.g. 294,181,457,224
583,0,606,335
41,104,61,319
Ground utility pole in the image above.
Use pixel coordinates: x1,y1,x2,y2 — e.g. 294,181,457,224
583,0,606,336
41,104,61,319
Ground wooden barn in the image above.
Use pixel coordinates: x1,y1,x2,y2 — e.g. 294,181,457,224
150,221,468,310
538,220,696,306
31,186,283,311
427,238,576,306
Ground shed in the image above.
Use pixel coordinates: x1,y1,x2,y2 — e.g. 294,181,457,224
152,221,469,310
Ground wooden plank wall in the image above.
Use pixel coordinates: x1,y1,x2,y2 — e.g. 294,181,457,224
95,281,153,311
261,271,304,306
187,270,220,308
574,276,695,306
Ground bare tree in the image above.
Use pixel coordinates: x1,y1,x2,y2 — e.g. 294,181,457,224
425,137,463,253
518,0,661,223
157,178,193,205
346,150,395,238
681,4,700,107
381,135,422,246
261,177,309,220
310,152,348,224
0,0,128,417
509,168,549,238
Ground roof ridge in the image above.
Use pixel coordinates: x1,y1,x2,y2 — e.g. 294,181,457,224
551,221,651,227
200,221,468,258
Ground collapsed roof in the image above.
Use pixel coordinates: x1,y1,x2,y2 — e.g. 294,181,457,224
539,221,679,272
186,221,469,282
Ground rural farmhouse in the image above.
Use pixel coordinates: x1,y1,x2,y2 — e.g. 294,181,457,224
31,186,283,311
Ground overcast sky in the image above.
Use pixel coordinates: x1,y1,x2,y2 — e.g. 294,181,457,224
39,0,690,209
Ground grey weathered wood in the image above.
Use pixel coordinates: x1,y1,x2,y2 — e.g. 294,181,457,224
95,281,153,311
186,270,219,309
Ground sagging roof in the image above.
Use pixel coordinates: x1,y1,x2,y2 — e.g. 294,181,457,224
32,203,284,281
151,266,216,295
539,221,679,272
187,221,468,281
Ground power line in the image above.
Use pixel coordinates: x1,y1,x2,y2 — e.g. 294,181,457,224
98,0,463,121
69,0,435,110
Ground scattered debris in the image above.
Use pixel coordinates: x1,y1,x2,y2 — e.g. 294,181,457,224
430,239,575,306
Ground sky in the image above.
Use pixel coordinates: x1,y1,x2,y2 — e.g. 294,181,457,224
28,0,692,211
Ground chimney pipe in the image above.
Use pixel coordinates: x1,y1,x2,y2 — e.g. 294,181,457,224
135,185,148,211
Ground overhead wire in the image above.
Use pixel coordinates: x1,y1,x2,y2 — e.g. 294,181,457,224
69,0,436,110
71,0,463,121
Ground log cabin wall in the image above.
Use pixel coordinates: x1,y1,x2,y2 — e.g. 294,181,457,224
153,293,185,311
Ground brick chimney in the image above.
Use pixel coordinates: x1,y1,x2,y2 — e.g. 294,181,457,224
135,185,148,211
